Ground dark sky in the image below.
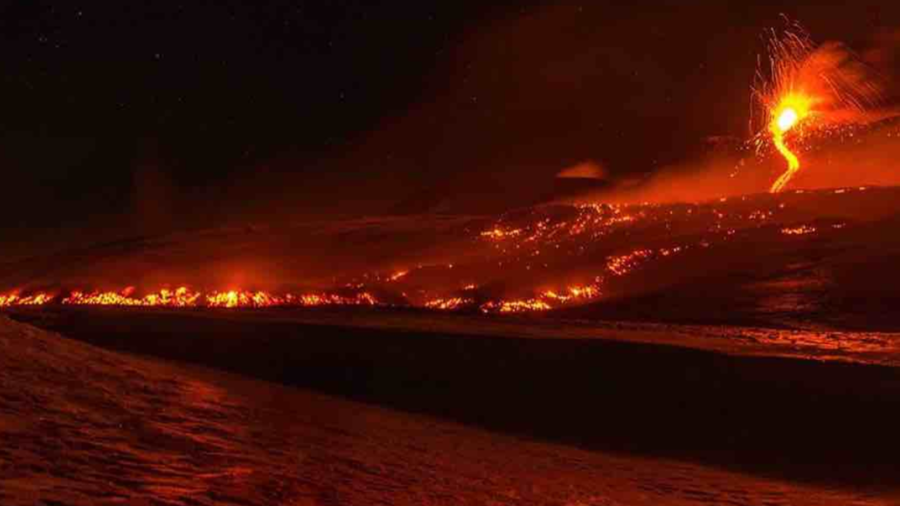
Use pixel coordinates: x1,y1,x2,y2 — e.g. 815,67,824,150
2,0,899,245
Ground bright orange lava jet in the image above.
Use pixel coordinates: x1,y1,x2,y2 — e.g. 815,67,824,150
754,21,882,193
769,93,814,193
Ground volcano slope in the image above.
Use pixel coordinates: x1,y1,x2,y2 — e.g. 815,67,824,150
5,186,900,330
6,186,900,503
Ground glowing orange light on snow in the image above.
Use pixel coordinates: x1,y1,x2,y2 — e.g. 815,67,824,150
425,297,471,310
0,202,773,316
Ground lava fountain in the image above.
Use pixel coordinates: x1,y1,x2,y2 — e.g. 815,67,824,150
754,22,884,193
768,93,813,193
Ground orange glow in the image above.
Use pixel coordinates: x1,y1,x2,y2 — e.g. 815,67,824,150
425,297,471,310
606,250,654,276
0,288,379,309
754,23,882,193
421,282,604,314
0,195,844,316
542,285,600,303
205,290,277,308
389,271,409,282
769,94,814,193
776,107,799,132
478,283,603,314
0,293,52,307
781,225,817,236
64,287,201,307
204,290,378,308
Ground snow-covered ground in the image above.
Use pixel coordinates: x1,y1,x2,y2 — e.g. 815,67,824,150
2,315,893,506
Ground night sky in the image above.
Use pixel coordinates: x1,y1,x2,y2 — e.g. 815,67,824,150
2,1,900,246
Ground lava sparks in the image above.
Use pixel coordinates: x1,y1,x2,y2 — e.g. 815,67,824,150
754,22,884,193
0,188,876,315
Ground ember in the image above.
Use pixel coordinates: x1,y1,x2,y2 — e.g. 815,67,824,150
480,299,552,314
607,250,654,276
425,297,471,310
781,225,817,236
0,293,53,307
64,287,201,307
2,288,379,309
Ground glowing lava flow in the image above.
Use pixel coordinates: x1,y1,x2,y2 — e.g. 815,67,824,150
769,94,813,193
64,287,201,307
2,190,870,315
781,225,817,236
204,290,378,308
0,293,53,307
754,22,883,193
425,297,471,310
0,288,380,309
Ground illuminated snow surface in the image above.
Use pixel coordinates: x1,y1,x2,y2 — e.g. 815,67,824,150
0,316,892,506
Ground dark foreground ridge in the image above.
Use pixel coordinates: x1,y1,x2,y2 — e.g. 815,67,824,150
13,307,900,493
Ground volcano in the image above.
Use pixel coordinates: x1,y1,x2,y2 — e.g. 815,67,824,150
10,1,900,503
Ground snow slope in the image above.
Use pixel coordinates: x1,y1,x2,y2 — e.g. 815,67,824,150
1,316,891,505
